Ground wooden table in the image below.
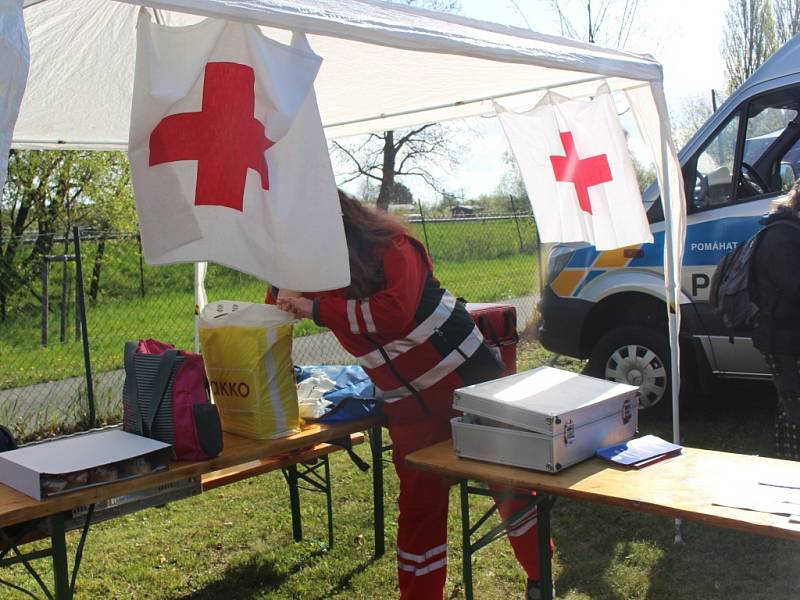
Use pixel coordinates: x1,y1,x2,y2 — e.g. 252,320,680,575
406,441,800,600
0,417,384,600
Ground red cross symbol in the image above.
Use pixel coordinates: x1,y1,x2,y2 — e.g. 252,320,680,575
549,131,612,215
149,62,274,212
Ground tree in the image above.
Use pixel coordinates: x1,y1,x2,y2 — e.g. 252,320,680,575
504,1,647,201
1,150,87,320
331,0,461,211
390,181,415,205
722,0,779,92
632,155,657,192
672,93,715,148
0,150,134,318
332,125,459,211
495,150,528,203
79,153,136,302
774,0,800,42
511,0,644,48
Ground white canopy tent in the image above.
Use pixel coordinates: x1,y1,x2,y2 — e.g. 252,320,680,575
10,0,686,440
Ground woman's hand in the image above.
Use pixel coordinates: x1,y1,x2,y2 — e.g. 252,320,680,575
276,296,313,319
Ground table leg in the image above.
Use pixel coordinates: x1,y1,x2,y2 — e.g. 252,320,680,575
460,481,474,600
370,423,385,557
537,496,555,600
49,514,71,600
324,455,334,549
0,522,55,599
458,483,553,600
286,465,303,542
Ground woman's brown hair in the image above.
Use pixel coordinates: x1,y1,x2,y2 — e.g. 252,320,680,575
338,189,412,298
775,180,800,217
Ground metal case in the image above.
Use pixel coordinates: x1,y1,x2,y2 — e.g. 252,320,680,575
451,366,639,472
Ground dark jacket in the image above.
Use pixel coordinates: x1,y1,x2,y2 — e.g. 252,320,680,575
752,207,800,354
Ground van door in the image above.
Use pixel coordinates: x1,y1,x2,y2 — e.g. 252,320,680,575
687,85,800,377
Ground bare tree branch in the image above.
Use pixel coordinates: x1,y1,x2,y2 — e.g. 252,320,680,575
394,124,436,150
546,0,579,38
506,0,532,29
723,0,778,92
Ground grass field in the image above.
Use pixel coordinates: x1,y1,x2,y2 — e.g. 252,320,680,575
0,235,538,440
0,252,538,391
1,339,797,600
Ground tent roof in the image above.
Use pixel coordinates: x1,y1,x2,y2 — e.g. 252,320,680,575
16,0,663,148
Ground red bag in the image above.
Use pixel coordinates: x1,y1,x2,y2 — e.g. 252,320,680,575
123,339,223,461
467,303,518,377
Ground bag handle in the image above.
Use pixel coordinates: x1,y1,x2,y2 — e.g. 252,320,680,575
363,332,430,416
124,341,145,435
328,435,371,472
147,349,179,432
478,311,518,347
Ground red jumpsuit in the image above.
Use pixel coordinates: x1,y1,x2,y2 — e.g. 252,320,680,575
270,235,544,599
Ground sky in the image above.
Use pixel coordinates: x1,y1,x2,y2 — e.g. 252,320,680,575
339,0,730,205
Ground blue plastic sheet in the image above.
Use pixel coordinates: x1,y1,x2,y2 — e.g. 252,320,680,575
294,365,381,422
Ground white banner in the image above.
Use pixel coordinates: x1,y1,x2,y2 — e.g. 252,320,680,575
496,86,653,250
128,12,349,291
0,0,29,196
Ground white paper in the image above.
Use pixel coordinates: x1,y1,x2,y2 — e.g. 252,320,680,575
714,483,800,516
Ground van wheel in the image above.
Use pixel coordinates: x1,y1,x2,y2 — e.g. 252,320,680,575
587,326,672,418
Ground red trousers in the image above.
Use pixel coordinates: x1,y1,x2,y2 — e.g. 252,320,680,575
386,395,544,600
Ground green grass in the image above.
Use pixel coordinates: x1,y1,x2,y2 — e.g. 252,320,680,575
0,254,539,390
410,217,537,262
1,341,796,599
435,253,539,303
3,218,537,314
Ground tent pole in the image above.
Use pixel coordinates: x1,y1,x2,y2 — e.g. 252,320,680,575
194,262,207,353
323,76,638,130
657,93,684,545
657,109,681,448
13,79,649,149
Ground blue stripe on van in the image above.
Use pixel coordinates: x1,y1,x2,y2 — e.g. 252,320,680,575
573,270,605,295
562,214,763,276
681,216,761,266
628,234,664,267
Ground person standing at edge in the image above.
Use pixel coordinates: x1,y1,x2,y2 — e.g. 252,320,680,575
752,181,800,460
272,190,551,600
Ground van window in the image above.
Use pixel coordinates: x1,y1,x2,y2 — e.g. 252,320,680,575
686,114,740,213
739,87,800,199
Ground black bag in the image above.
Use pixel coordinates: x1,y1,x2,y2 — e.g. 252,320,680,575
709,220,800,331
123,340,223,461
0,425,17,452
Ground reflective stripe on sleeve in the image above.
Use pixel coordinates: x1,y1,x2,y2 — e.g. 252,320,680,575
346,299,359,334
358,291,457,369
361,300,377,333
378,325,483,399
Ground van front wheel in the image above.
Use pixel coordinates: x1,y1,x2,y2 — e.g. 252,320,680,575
587,326,672,418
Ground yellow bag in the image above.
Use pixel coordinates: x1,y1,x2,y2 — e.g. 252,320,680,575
199,301,299,440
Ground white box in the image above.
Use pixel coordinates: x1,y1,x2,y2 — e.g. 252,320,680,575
452,366,639,472
0,429,171,500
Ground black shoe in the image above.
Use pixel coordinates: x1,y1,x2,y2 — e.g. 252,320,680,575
526,579,542,600
526,579,555,600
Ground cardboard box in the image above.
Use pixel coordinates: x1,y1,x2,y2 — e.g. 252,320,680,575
0,429,171,500
452,366,639,472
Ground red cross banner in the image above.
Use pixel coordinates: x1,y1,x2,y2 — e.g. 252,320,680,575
128,12,349,291
495,87,653,250
0,2,28,198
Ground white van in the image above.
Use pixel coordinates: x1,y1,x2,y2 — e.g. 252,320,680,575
538,36,800,416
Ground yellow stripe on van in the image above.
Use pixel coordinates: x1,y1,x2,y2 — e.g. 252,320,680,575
551,269,585,297
593,245,640,268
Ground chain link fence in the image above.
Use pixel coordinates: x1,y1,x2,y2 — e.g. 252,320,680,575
0,212,541,439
